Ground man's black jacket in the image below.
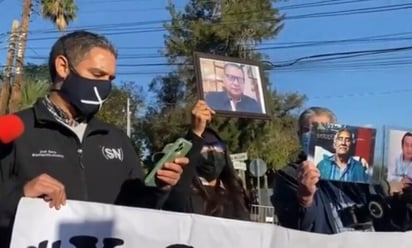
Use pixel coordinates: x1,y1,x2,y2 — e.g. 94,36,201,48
271,158,402,234
0,99,166,245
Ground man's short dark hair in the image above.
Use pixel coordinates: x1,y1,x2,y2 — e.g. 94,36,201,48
48,30,117,82
401,132,412,146
223,63,244,77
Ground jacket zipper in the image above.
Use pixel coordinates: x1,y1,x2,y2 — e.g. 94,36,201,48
50,119,91,201
76,145,89,201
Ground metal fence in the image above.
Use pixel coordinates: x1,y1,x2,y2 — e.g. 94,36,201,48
250,204,278,224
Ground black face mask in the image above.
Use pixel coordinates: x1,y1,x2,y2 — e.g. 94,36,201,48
59,70,112,120
197,150,227,181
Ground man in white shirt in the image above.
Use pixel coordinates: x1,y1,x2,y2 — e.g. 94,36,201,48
388,132,412,185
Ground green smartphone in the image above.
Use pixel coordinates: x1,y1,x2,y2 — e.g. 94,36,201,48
144,138,193,187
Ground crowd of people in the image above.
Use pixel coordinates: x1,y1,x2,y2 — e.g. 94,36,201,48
0,30,411,247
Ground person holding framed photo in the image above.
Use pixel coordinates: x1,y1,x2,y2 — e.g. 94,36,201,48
162,100,251,221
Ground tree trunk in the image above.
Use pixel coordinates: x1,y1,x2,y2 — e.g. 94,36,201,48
9,0,32,113
0,20,20,115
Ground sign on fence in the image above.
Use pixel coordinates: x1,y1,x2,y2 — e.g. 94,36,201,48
230,152,248,162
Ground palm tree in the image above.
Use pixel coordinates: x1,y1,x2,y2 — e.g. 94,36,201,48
19,80,49,110
40,0,78,32
7,1,77,114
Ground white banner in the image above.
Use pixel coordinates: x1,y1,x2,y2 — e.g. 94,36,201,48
11,198,412,248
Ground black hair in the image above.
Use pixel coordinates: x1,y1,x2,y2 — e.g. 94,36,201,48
223,63,244,77
192,128,250,219
401,132,412,146
48,30,117,82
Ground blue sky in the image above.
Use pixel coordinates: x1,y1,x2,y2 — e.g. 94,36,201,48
1,0,412,161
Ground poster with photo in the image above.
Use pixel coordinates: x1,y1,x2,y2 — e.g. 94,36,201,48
385,128,412,183
193,52,270,119
305,123,376,183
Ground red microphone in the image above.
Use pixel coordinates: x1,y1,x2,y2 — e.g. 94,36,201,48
0,114,24,144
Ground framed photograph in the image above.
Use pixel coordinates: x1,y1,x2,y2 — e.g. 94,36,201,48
384,127,412,184
305,123,377,184
193,52,270,119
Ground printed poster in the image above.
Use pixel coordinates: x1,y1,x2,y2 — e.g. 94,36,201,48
306,123,376,183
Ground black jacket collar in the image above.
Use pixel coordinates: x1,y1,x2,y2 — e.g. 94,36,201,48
32,98,110,135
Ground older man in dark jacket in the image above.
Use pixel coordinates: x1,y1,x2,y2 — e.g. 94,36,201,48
272,107,382,233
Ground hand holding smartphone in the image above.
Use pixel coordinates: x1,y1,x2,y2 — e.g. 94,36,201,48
144,138,193,187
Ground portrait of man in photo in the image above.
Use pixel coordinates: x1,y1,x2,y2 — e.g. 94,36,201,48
306,123,376,184
317,128,369,183
387,129,412,187
194,53,269,119
205,63,262,114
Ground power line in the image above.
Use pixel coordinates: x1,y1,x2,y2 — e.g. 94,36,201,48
268,52,412,73
0,1,409,41
29,46,412,67
278,0,373,10
79,0,372,13
5,55,412,75
18,36,412,60
310,88,412,99
262,45,412,67
257,33,412,51
3,2,411,77
22,44,412,69
18,22,412,62
14,2,412,37
286,3,412,20
7,31,410,55
271,60,412,73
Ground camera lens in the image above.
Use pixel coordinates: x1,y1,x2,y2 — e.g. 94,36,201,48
368,201,383,219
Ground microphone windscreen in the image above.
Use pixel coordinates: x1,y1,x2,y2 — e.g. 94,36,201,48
0,114,24,144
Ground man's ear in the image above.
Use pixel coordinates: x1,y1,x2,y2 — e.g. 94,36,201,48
55,55,70,80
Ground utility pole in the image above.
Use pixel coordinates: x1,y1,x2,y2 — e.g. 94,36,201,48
9,0,32,113
211,0,222,21
126,97,131,137
0,20,20,115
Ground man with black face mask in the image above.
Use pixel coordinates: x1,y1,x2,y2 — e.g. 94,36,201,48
0,30,188,246
163,100,250,220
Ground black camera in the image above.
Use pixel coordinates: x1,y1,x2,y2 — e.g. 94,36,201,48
338,204,373,230
335,182,412,231
368,184,412,232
